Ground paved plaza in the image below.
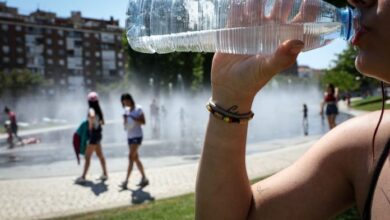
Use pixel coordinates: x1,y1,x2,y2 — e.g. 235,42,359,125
0,100,366,220
0,136,319,220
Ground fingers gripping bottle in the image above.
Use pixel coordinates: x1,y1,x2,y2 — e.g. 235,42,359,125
126,0,359,55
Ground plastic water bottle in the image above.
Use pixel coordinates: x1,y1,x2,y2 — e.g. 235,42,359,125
126,0,359,55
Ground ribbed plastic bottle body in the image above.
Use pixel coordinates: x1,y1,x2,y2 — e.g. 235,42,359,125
126,0,347,55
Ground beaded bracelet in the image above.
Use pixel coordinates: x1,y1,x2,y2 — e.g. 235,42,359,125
206,99,254,124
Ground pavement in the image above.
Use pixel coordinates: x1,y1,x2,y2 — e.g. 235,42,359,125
0,101,368,220
337,100,368,117
0,135,320,220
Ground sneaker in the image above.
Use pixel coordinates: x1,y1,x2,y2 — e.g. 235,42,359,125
99,175,108,181
120,181,128,189
137,177,149,187
75,177,86,184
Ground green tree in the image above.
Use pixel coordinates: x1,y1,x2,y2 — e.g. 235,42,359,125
0,69,44,96
191,53,205,91
122,35,211,93
322,45,377,94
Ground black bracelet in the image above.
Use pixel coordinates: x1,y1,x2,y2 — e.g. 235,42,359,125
206,99,254,124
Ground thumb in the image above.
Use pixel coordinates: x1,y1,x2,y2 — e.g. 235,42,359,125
262,40,304,75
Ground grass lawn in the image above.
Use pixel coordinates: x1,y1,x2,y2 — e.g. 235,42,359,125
351,96,390,111
55,177,361,220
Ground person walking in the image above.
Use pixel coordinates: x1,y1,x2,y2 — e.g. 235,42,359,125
4,106,22,147
320,83,339,129
120,93,149,189
76,92,108,184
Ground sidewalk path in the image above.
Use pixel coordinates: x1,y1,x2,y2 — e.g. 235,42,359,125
338,100,368,117
0,136,319,220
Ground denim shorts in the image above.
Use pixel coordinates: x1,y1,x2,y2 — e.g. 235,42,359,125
326,103,339,116
128,137,143,145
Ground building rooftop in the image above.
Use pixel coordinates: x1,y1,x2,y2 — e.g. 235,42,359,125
0,2,122,32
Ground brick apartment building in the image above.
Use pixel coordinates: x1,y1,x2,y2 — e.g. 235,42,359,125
0,2,126,91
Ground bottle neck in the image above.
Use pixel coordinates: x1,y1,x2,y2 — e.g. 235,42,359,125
339,7,360,41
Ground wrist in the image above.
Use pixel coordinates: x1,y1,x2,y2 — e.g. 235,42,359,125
211,88,254,113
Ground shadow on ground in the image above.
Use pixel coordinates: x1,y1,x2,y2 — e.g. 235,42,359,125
119,186,155,204
131,188,155,204
74,180,108,196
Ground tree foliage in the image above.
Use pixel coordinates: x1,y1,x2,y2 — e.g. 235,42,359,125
0,69,44,96
322,45,378,94
122,34,212,93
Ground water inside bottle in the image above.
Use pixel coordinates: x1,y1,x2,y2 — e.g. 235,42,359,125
128,22,342,55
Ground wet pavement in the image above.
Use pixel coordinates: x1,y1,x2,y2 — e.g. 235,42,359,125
0,135,320,220
0,108,353,179
0,100,368,219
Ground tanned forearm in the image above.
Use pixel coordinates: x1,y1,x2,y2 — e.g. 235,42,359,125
196,114,253,220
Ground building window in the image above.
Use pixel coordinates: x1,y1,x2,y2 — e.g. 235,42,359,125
84,42,90,47
47,59,53,65
85,51,90,57
2,46,10,53
17,58,24,64
95,33,99,39
58,30,64,36
59,59,65,66
16,37,23,43
2,24,8,31
16,47,23,53
118,53,123,59
84,33,90,38
85,60,90,66
95,52,100,57
58,40,64,45
46,39,52,45
47,49,53,55
15,26,22,31
32,27,42,34
46,29,52,34
3,57,10,63
118,61,123,67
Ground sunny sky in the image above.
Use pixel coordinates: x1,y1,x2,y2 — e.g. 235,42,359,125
5,0,348,69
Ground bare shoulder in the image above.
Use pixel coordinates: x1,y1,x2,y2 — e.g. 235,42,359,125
328,110,390,210
326,110,390,149
248,111,390,219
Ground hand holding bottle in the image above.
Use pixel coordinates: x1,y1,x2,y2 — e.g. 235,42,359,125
210,0,310,110
211,40,304,112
